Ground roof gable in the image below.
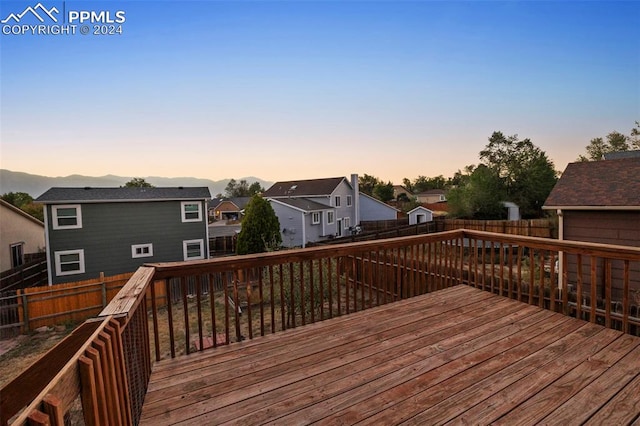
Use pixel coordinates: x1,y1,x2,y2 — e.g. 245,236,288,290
544,158,640,208
408,206,433,215
0,199,44,227
359,193,400,212
263,177,348,198
36,187,211,203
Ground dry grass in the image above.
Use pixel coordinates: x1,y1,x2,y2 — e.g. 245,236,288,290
0,324,76,388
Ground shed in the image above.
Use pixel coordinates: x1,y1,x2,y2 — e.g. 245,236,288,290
407,206,433,225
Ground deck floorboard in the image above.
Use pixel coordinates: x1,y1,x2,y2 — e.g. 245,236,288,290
140,285,640,425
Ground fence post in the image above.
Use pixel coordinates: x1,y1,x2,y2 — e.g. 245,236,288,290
21,293,29,332
100,272,107,308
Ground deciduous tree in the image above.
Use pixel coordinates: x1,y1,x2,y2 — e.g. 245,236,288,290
448,131,557,219
225,179,264,197
124,178,154,187
358,174,381,196
373,181,394,202
1,192,44,221
578,124,638,161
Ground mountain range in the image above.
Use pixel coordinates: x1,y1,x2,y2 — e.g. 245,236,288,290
0,169,272,199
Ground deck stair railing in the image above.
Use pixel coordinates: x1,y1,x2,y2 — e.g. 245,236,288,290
2,229,639,425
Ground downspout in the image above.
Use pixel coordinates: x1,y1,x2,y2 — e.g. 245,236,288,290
301,211,306,248
43,206,52,285
205,200,211,258
351,173,360,225
557,209,564,292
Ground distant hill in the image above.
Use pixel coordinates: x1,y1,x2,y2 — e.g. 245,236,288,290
0,169,272,198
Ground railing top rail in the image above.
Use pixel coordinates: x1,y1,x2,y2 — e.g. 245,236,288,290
99,266,155,321
2,316,111,426
146,229,466,279
462,229,640,260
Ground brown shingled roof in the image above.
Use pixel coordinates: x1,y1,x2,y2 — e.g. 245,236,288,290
263,177,349,197
543,157,640,208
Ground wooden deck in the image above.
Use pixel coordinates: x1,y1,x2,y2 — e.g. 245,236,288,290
140,285,640,425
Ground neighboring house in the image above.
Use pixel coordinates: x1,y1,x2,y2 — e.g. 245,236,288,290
408,206,433,225
263,174,397,248
36,187,211,284
359,193,398,221
209,197,251,221
543,157,640,299
392,185,412,201
415,189,447,204
0,199,45,272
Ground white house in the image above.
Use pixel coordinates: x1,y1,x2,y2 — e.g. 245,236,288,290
263,174,397,248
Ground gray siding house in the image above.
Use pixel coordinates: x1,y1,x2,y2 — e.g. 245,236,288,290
264,174,397,248
36,187,211,284
359,193,399,221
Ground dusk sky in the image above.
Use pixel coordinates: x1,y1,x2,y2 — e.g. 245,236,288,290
1,1,638,184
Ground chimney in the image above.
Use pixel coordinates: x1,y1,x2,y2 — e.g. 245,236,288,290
351,173,360,225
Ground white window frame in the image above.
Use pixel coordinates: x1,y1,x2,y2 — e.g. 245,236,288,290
54,249,85,276
181,201,202,223
335,196,341,207
344,217,351,229
52,204,82,230
311,211,320,224
346,195,352,206
183,239,205,260
131,243,154,258
327,211,335,224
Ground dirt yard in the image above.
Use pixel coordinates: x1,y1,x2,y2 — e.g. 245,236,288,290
0,325,75,388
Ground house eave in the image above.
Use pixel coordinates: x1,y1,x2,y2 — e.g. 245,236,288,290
542,205,640,211
37,197,210,204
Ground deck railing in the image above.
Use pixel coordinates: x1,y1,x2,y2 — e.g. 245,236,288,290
3,229,639,425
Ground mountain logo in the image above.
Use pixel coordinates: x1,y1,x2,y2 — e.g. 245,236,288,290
1,3,59,24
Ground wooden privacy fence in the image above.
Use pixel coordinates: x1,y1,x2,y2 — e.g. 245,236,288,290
1,273,170,334
361,218,555,238
443,219,555,238
15,273,133,331
0,254,48,292
1,271,225,337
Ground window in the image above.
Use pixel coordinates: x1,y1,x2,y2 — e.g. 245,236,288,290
52,205,82,229
183,239,205,260
335,196,341,207
312,212,320,224
131,243,154,258
344,217,351,229
346,195,352,206
181,201,202,222
327,211,334,224
54,249,85,276
10,243,24,268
